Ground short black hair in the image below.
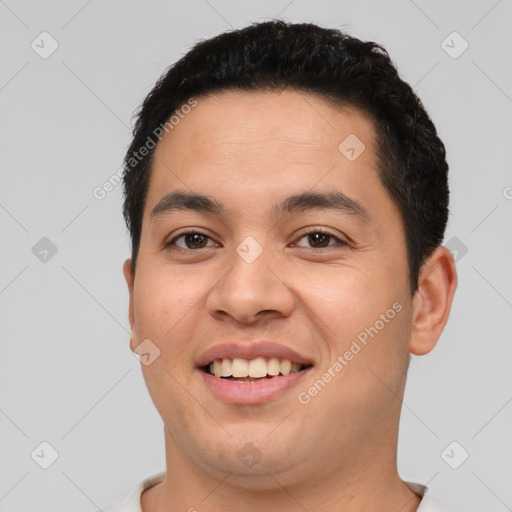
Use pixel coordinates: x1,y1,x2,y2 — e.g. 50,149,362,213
122,20,449,293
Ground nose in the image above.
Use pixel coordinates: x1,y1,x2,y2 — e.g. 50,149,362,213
206,239,295,325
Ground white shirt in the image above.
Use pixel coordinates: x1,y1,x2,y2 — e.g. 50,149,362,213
101,472,451,512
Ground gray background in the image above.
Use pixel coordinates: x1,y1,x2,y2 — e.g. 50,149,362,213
1,1,511,511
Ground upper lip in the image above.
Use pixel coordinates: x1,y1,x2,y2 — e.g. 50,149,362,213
196,340,315,368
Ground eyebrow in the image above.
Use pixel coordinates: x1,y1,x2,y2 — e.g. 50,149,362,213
150,189,369,223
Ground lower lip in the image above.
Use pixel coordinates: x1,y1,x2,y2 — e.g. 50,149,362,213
200,368,312,405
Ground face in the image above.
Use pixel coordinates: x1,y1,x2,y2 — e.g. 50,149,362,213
124,89,417,488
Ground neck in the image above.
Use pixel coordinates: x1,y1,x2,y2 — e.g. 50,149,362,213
141,427,421,512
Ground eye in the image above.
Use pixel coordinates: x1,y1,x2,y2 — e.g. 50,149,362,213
292,230,348,250
166,231,218,251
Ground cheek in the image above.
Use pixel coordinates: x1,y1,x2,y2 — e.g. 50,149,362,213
134,265,201,333
298,261,411,392
297,264,398,350
296,301,411,444
132,265,211,427
132,264,211,371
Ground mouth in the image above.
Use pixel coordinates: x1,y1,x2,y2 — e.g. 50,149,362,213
196,341,315,404
201,357,313,382
198,355,313,405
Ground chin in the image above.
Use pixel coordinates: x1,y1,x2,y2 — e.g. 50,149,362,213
189,430,310,486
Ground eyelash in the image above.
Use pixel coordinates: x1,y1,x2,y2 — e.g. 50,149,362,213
165,229,349,253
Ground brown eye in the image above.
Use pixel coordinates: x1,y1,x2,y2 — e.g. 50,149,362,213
293,230,346,250
183,233,208,249
306,232,331,248
167,232,216,250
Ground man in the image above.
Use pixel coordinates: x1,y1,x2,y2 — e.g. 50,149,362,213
108,20,457,512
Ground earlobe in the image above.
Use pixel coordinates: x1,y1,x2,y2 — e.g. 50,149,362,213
409,246,458,356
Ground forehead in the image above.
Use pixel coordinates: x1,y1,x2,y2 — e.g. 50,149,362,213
143,89,396,229
153,89,378,165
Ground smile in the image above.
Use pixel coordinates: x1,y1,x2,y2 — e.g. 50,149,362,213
196,341,315,404
199,358,313,405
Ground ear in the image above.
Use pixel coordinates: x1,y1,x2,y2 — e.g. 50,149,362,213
409,246,457,356
123,258,137,352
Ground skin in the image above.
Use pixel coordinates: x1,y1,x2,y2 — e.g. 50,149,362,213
123,89,457,512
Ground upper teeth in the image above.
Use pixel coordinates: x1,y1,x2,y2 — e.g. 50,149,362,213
209,357,301,378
